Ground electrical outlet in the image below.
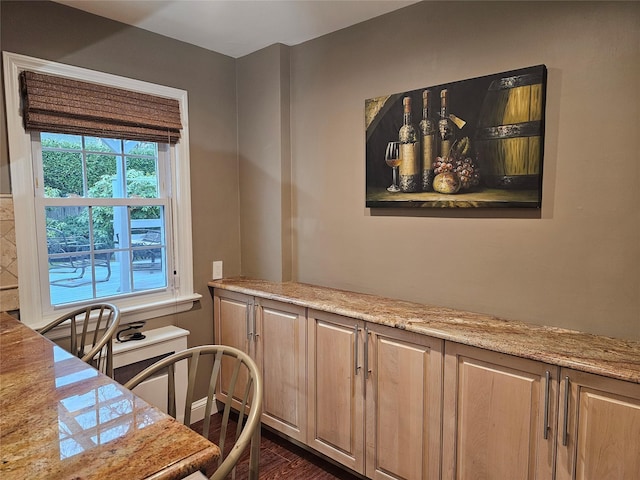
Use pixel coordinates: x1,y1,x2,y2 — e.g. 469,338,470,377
212,261,223,280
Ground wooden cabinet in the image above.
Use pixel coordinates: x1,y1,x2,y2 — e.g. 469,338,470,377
213,285,639,480
442,342,558,480
307,309,444,479
556,368,640,480
365,323,443,480
213,290,307,442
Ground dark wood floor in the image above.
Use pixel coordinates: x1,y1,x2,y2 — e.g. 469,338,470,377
191,414,363,480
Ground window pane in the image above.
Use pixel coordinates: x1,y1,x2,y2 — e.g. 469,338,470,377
130,206,163,241
91,206,116,250
85,137,122,154
130,206,166,290
41,132,82,149
127,166,158,198
124,140,156,156
46,206,89,239
43,150,83,198
132,247,166,291
126,161,158,198
87,154,118,197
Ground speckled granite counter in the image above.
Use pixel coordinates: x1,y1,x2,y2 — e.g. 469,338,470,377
209,277,640,384
0,313,220,480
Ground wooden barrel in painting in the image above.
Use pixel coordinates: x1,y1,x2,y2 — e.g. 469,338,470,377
475,67,546,189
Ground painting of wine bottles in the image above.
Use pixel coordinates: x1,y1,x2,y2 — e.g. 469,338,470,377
365,65,547,208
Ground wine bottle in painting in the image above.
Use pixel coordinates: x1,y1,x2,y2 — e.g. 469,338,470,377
398,96,420,192
438,89,454,160
419,89,436,191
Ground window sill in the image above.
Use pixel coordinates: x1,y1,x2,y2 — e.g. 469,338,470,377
119,292,202,323
31,292,202,334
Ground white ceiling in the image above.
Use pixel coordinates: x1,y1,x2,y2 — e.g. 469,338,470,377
53,0,420,59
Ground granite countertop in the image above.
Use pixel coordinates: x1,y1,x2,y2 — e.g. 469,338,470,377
0,313,220,480
209,277,640,384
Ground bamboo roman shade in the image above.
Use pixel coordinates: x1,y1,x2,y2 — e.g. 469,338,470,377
20,71,182,143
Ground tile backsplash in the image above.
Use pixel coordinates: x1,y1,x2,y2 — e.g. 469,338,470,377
0,195,19,311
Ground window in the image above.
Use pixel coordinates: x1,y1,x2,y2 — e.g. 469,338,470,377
36,133,170,307
3,52,199,328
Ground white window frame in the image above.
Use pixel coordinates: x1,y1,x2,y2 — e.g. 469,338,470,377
3,52,200,329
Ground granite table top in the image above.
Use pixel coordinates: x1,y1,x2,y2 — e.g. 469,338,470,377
0,313,220,480
209,277,640,384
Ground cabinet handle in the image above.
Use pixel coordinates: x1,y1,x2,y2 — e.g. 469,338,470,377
562,375,570,446
253,304,259,339
354,324,361,375
543,370,550,440
364,326,370,377
245,305,251,341
246,301,254,341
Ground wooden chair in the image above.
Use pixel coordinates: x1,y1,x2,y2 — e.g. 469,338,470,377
124,345,263,480
39,303,120,377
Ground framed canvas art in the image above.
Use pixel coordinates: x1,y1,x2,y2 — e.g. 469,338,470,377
365,65,547,208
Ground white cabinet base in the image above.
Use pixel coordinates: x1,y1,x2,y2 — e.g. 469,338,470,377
113,326,189,422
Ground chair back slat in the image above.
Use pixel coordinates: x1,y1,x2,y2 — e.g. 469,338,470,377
236,375,253,435
217,356,242,465
167,363,176,418
105,340,113,380
202,349,224,440
123,345,263,480
39,303,120,378
183,350,201,426
79,307,91,353
69,316,78,357
89,306,100,346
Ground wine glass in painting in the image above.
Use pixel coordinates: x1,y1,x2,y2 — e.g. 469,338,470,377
385,141,401,192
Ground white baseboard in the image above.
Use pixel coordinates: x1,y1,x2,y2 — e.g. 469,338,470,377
190,396,218,424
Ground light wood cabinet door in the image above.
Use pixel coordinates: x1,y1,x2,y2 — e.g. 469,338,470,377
213,290,252,404
254,299,307,442
443,342,558,480
365,324,443,480
307,310,365,474
556,368,640,480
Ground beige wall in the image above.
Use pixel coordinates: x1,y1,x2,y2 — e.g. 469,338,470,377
2,1,639,342
288,1,639,340
0,1,242,344
237,44,292,281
